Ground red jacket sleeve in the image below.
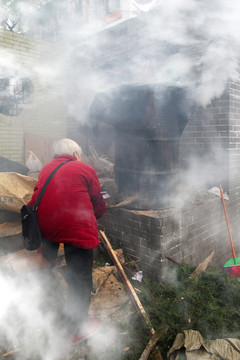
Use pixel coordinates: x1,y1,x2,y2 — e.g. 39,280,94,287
88,169,106,219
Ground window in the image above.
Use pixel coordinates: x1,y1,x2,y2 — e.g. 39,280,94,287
0,69,34,116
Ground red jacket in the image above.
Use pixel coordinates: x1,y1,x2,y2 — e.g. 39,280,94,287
28,155,106,249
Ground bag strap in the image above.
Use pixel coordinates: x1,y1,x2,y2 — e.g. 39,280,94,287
34,159,72,208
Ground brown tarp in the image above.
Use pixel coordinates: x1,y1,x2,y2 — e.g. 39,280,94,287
0,172,36,213
168,330,240,360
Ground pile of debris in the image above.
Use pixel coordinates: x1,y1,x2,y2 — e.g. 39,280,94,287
0,159,240,360
1,228,240,360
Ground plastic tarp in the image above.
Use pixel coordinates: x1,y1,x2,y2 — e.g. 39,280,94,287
0,172,36,213
0,156,28,175
168,330,240,360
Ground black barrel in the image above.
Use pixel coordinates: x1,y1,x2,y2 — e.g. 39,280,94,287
88,83,195,209
114,131,179,208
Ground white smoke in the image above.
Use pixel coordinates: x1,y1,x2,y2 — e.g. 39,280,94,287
1,0,240,357
0,263,125,360
135,0,240,107
0,267,68,359
59,0,240,122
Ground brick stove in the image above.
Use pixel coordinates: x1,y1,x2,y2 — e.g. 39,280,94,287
101,193,228,280
89,84,232,280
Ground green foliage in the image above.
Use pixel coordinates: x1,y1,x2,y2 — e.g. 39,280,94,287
93,250,112,268
123,264,240,359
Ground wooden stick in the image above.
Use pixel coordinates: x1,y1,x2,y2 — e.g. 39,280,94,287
139,333,162,360
99,230,154,333
99,230,163,360
3,349,21,357
219,185,236,259
99,230,164,360
166,257,183,266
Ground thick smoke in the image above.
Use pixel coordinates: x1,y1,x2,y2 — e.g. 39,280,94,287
0,266,69,359
1,0,240,358
0,261,125,359
62,0,240,207
142,0,239,105
65,0,240,120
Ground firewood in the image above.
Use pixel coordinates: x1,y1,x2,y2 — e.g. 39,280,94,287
190,251,215,282
138,333,162,360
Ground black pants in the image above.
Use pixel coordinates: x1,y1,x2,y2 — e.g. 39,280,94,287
42,239,93,335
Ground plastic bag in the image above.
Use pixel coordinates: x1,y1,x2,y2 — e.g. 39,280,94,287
132,271,143,282
25,151,43,172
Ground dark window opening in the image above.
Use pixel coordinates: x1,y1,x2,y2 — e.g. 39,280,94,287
0,69,34,117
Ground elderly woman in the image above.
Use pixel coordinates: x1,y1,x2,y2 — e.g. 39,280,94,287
28,138,106,344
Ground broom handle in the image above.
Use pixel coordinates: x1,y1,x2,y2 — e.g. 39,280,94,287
219,185,236,259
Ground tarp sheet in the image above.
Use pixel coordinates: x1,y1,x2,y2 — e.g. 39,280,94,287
0,172,36,213
168,330,240,360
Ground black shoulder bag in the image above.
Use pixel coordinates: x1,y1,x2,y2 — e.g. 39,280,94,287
20,160,71,251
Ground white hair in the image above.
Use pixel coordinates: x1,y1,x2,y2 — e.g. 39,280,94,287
53,138,82,157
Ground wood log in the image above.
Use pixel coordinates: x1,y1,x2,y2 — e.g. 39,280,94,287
139,333,162,360
190,251,215,282
98,230,164,360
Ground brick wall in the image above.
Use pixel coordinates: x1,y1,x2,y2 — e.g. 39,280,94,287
101,191,229,280
179,66,240,246
0,29,66,164
228,69,240,241
179,90,230,191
